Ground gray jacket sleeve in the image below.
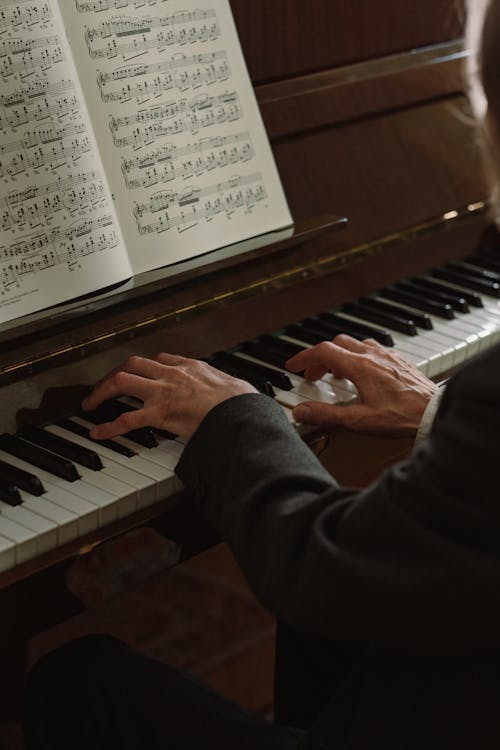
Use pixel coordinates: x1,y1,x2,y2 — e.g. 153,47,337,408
176,345,500,656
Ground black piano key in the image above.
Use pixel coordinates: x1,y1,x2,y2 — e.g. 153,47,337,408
411,276,481,308
382,285,454,320
318,312,394,346
361,295,434,329
240,341,288,370
57,419,137,458
0,434,80,482
399,279,469,313
20,426,103,471
284,324,326,346
0,458,45,496
0,479,22,506
82,401,158,448
258,335,304,359
210,352,293,391
432,268,500,298
304,316,368,343
466,254,500,274
447,261,500,283
342,302,418,335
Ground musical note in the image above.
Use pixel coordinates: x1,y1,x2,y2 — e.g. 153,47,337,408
0,216,119,293
132,172,266,234
85,11,220,60
110,91,242,147
97,50,230,102
121,131,254,189
76,0,170,12
0,2,52,34
0,170,108,233
0,0,124,310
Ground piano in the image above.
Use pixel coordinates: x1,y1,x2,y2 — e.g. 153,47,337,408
0,0,495,716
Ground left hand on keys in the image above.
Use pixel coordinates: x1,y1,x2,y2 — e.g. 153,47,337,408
82,353,256,440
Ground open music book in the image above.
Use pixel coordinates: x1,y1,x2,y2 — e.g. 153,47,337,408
0,0,292,325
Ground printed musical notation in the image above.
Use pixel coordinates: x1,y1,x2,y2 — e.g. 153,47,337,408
0,0,125,312
133,172,267,234
121,131,254,189
0,216,119,293
0,122,91,177
0,170,107,233
0,34,64,79
76,0,170,12
110,90,242,147
0,80,78,130
0,2,52,34
97,50,230,103
85,10,219,60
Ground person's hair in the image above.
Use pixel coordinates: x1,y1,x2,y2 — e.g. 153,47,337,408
467,0,500,221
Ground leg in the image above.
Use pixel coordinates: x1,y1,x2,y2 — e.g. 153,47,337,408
274,621,366,730
23,635,304,750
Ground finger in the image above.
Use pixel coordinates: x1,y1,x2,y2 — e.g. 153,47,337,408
82,371,159,411
286,341,363,381
155,352,192,367
89,406,155,441
331,334,368,353
293,400,367,430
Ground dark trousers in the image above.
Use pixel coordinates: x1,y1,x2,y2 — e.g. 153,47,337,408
23,634,305,750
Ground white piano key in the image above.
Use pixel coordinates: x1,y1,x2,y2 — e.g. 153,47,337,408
0,515,38,564
45,425,155,511
20,495,78,545
0,448,120,526
0,535,15,572
57,420,178,504
20,487,98,537
0,500,57,555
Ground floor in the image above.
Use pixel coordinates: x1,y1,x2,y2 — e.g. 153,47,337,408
0,543,276,750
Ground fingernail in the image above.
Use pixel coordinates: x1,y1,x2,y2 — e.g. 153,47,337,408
293,405,310,423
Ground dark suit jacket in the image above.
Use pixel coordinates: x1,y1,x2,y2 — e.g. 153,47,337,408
176,342,500,749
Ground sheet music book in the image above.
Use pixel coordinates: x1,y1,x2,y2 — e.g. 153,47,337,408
0,0,292,325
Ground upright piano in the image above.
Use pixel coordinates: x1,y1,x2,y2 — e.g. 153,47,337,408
1,0,497,715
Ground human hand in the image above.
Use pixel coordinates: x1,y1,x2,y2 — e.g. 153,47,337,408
81,353,257,440
286,336,438,436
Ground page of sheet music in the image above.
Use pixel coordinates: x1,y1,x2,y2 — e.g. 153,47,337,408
0,0,131,325
59,0,292,274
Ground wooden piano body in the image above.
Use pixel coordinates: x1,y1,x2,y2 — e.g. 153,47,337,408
0,0,492,716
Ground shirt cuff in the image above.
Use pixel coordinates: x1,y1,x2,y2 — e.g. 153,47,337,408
415,381,447,447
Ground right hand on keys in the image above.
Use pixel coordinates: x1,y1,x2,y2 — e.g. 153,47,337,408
285,335,438,437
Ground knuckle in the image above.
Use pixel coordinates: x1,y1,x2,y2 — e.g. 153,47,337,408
117,412,133,431
317,340,333,355
124,355,141,369
112,370,128,389
333,334,352,347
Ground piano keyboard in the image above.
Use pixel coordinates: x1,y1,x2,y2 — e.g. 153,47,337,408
1,248,500,572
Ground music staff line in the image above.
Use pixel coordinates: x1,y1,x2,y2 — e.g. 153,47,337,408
135,183,267,235
110,90,239,130
0,42,64,80
86,16,220,59
97,50,230,102
0,173,107,233
122,132,254,189
76,0,170,11
0,93,80,130
0,3,52,34
85,9,217,40
0,123,91,177
135,172,263,215
1,222,120,291
111,98,242,147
